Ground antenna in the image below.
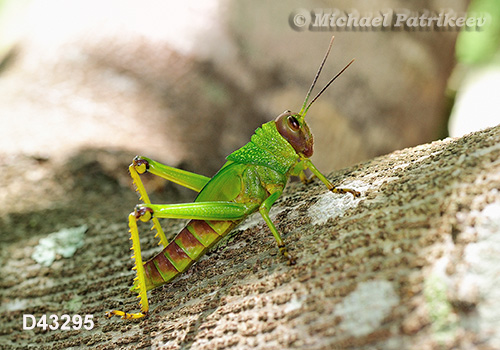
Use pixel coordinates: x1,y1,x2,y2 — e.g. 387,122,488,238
302,58,355,116
299,36,335,116
298,35,355,118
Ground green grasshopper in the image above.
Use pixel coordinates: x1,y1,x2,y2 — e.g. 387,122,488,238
106,36,360,319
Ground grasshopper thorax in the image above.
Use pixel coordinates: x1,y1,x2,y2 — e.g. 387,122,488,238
275,110,313,158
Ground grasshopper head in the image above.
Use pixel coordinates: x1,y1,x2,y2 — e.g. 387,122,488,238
275,37,354,160
275,110,313,158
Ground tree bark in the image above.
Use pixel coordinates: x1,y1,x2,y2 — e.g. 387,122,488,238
1,125,499,350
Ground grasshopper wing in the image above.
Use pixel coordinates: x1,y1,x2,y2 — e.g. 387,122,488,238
195,162,247,202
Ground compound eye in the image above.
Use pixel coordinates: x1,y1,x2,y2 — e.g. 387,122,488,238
287,116,300,131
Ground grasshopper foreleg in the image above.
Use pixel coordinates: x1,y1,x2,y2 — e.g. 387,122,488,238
301,159,360,197
329,186,360,197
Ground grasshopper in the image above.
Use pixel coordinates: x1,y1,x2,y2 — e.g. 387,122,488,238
106,36,360,319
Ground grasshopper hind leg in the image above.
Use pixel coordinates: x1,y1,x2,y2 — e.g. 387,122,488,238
106,209,150,320
129,158,169,247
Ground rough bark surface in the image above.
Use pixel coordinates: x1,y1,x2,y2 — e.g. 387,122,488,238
1,125,499,350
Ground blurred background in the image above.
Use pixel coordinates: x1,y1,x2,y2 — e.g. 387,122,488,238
0,0,498,226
